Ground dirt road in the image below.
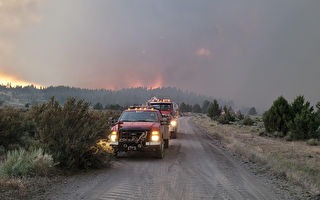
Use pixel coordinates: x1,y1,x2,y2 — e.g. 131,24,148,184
35,117,300,200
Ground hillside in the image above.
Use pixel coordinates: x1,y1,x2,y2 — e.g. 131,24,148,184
0,85,233,108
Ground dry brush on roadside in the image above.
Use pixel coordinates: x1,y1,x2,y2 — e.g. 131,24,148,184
192,114,320,195
0,97,117,199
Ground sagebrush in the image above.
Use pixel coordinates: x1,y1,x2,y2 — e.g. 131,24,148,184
30,97,111,169
0,148,53,178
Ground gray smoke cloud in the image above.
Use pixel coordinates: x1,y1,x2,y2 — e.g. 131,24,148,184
1,0,320,110
0,0,43,84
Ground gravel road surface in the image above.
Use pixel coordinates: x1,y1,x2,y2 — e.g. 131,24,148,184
34,117,303,200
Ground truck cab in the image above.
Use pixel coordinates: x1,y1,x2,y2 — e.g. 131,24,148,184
148,98,178,138
109,107,169,158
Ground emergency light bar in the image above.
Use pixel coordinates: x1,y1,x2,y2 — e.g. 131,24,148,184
127,105,156,111
150,98,171,103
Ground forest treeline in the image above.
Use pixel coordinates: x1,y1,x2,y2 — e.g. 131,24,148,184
0,85,233,108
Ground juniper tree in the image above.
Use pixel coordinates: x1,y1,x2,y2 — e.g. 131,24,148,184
288,96,320,139
263,96,291,135
207,99,221,120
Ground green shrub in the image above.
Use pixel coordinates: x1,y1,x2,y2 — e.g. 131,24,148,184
0,107,35,149
216,106,236,124
217,115,229,124
30,97,110,169
263,96,291,135
223,106,236,122
0,148,53,178
243,116,254,126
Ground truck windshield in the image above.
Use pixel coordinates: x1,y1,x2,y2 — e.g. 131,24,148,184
119,111,159,122
150,103,171,111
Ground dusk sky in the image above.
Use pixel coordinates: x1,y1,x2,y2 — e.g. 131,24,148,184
1,0,320,109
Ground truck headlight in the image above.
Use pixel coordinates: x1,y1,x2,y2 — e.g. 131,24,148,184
110,131,117,142
110,134,117,142
170,120,177,127
151,135,159,141
151,131,160,141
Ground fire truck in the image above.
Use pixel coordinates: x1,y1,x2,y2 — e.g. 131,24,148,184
109,106,170,158
147,97,179,139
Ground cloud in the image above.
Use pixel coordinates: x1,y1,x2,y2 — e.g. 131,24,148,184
196,48,211,56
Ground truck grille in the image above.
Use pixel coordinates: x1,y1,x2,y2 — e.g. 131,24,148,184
118,127,150,143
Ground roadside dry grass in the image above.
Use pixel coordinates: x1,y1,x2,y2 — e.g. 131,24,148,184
192,114,320,195
0,176,55,200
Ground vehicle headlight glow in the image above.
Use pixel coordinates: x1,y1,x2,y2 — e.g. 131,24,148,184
111,131,117,135
170,120,177,127
110,131,117,142
110,134,117,142
152,131,159,135
151,135,159,141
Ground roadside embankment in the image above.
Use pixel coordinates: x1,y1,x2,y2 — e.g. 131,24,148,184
192,114,320,196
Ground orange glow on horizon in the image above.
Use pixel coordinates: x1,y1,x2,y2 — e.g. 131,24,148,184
127,74,163,90
150,75,163,89
0,73,42,88
0,72,163,90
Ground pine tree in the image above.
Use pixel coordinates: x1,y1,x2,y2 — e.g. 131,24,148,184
192,104,202,113
263,96,291,135
247,107,257,115
288,96,320,139
207,99,221,120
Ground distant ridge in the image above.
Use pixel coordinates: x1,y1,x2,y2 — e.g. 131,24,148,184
0,85,233,108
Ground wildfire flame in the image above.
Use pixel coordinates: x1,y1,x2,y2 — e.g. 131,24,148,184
129,74,163,89
0,73,42,88
150,74,163,89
